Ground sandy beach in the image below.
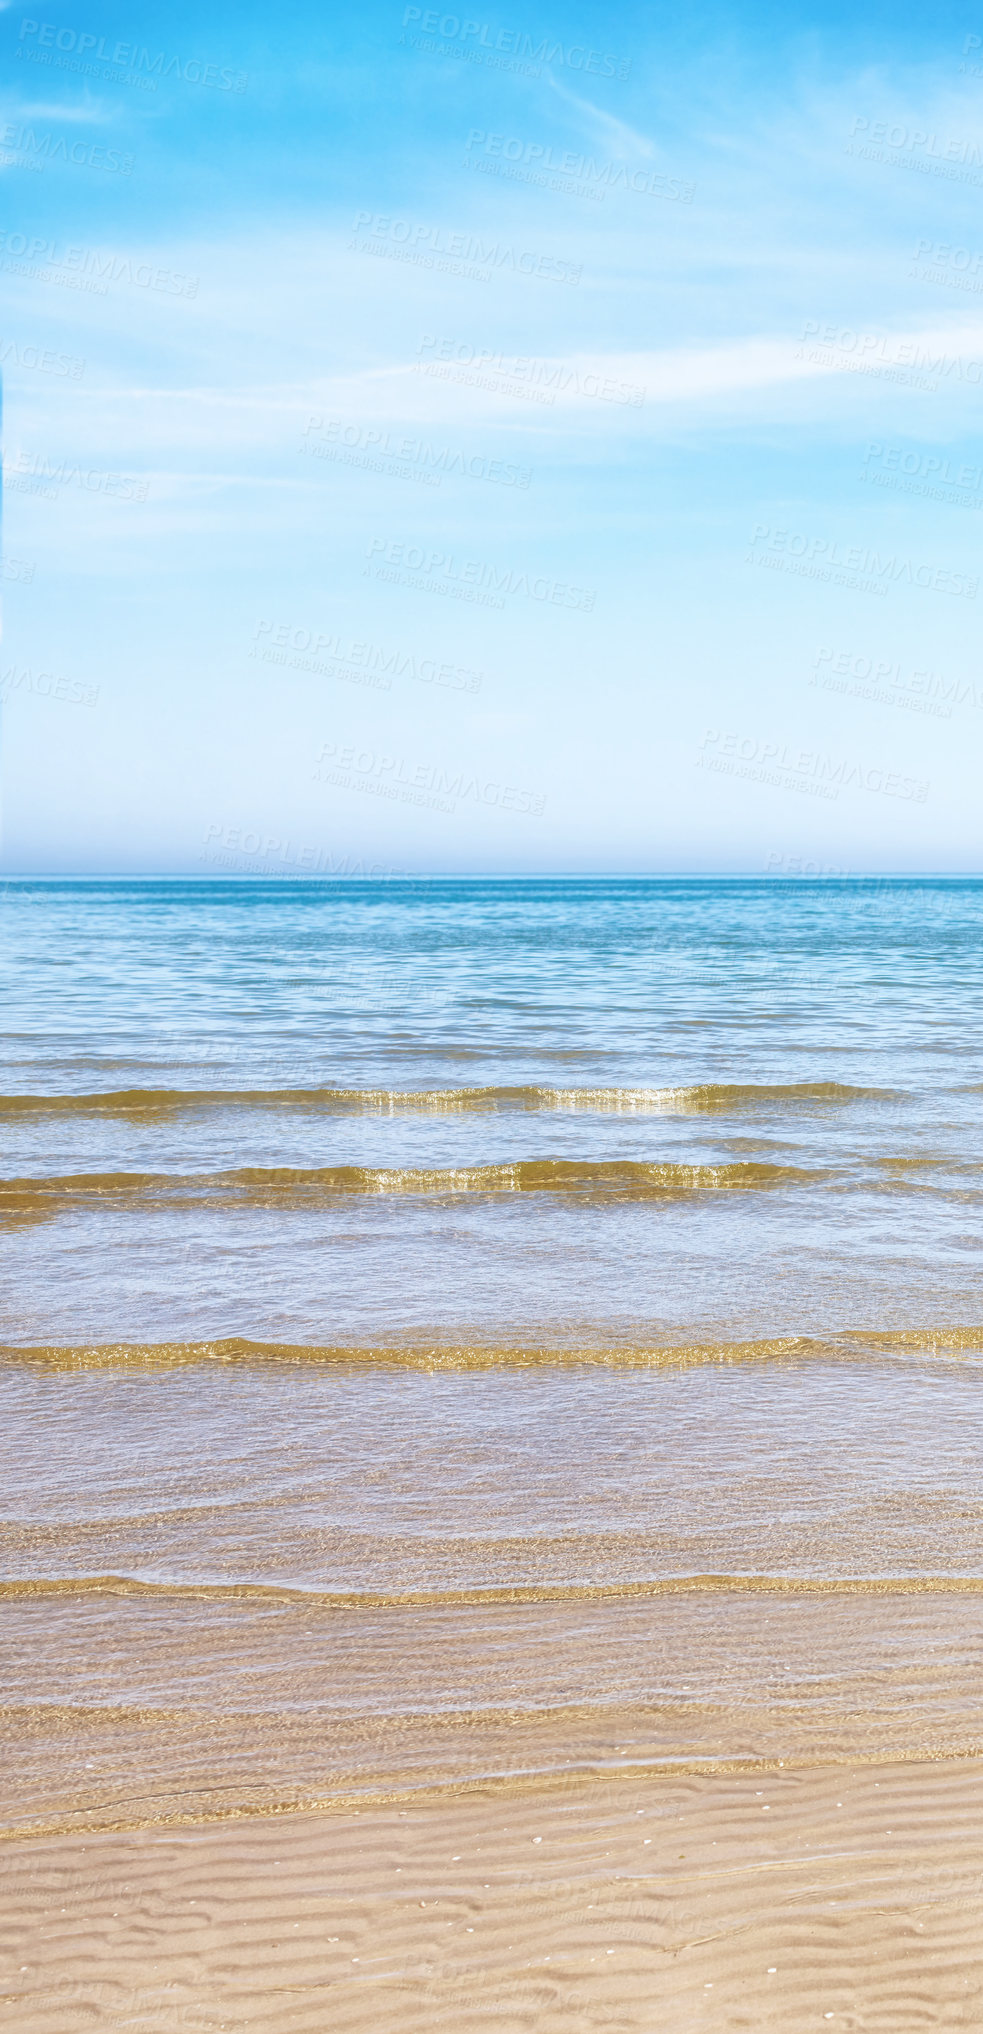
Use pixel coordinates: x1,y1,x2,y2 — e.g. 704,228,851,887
5,884,983,2029
3,1757,982,2032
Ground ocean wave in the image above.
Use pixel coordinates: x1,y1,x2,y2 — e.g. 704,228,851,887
0,1080,897,1117
0,1159,824,1224
3,1570,982,1606
3,1327,983,1370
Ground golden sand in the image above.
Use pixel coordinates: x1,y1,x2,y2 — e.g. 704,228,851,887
2,1759,981,2031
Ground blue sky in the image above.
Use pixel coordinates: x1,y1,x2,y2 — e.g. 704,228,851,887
2,0,983,874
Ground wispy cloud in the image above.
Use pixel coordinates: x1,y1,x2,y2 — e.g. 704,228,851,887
4,95,117,124
544,75,657,159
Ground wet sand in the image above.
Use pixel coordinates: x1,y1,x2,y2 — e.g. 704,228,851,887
2,1758,982,2032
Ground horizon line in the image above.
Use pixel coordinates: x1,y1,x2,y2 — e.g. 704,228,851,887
3,871,983,885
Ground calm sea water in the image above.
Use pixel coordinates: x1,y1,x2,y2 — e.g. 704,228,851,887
3,878,983,1834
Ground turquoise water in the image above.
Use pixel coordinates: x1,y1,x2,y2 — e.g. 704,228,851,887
3,877,983,1093
1,878,983,1344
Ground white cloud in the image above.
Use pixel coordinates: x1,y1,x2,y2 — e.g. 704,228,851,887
6,319,983,482
3,96,116,123
543,76,657,160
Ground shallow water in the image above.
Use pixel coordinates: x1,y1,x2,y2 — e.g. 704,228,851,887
2,877,982,1835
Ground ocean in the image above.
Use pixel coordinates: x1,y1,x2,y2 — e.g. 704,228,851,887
3,874,983,1843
